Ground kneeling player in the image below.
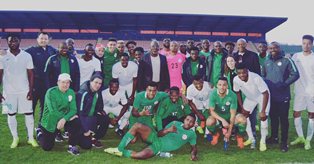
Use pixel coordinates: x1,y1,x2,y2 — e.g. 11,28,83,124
156,86,191,131
206,77,246,150
104,114,198,160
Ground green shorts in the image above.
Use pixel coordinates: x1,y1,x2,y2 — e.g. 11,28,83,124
147,130,162,155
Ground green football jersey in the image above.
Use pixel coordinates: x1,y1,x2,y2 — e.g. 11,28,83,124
159,121,196,152
209,88,237,120
129,91,168,128
156,97,191,131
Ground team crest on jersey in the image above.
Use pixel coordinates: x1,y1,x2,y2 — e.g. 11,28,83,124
226,101,230,106
277,62,282,66
182,134,187,140
68,95,73,102
71,59,74,63
154,101,158,105
199,64,203,68
178,58,182,63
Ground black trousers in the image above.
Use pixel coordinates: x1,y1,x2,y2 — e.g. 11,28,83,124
33,87,46,123
39,118,92,151
162,116,185,128
269,100,289,144
93,114,110,140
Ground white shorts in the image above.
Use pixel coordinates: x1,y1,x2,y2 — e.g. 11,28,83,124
2,92,32,114
243,96,270,115
103,105,130,118
120,83,134,98
293,95,314,112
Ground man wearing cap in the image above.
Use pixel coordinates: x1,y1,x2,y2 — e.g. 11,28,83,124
37,73,92,155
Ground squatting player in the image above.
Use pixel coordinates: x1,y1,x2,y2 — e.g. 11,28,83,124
206,77,246,150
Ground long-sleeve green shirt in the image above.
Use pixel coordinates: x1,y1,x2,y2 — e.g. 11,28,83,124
41,86,77,133
103,48,119,87
156,97,191,131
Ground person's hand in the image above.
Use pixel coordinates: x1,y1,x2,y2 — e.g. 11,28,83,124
70,115,78,121
140,109,151,116
27,91,33,100
208,82,214,89
128,96,134,105
259,112,267,121
57,118,66,130
221,120,229,128
241,108,250,118
110,118,118,125
275,82,286,89
181,95,189,104
191,155,198,161
224,130,232,141
0,93,5,103
84,130,93,136
167,125,177,133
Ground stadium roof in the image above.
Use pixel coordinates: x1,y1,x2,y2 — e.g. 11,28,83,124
0,11,287,34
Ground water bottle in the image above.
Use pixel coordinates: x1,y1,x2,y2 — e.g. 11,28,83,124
223,138,229,151
206,134,213,142
159,152,173,158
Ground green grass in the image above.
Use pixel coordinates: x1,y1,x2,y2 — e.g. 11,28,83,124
1,94,314,163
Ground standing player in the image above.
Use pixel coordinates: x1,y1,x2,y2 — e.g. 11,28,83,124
103,38,119,88
233,63,270,151
77,43,101,85
104,114,198,161
166,41,186,90
112,53,138,104
262,42,299,152
159,38,171,56
199,39,211,59
290,35,314,150
25,32,57,122
206,77,246,150
44,42,80,92
186,75,213,134
0,33,38,148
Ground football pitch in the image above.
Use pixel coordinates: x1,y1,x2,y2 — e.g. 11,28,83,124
0,101,314,163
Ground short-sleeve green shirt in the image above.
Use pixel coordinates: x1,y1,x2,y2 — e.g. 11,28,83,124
209,88,237,120
156,97,191,131
159,121,197,152
130,91,169,128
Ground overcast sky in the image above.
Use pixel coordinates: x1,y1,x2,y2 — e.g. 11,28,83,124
0,0,312,45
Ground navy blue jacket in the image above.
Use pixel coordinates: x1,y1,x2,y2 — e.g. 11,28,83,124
262,54,299,102
25,45,57,90
206,50,228,82
44,53,80,92
182,57,206,87
76,81,104,132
